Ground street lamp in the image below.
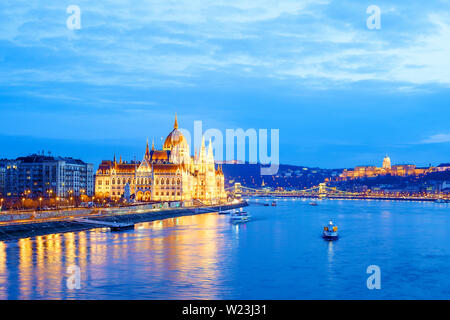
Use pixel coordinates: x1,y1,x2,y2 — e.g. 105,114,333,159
39,197,43,210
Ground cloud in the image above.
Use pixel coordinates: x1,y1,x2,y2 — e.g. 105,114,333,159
1,1,450,91
421,134,450,144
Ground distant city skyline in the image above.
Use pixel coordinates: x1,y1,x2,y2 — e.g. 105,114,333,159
1,1,450,168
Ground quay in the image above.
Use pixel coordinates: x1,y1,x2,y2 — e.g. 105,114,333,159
0,201,248,241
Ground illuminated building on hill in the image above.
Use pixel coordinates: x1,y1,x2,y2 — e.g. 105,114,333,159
339,155,449,180
94,115,226,203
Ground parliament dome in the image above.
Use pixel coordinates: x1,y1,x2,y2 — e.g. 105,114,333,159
163,114,188,151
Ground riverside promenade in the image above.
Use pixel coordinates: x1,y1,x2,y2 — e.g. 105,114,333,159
0,201,248,241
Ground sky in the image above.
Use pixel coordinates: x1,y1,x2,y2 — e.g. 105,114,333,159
0,0,450,169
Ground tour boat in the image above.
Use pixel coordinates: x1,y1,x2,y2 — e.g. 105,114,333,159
230,211,251,223
271,201,277,206
110,222,135,232
322,220,338,240
218,209,233,215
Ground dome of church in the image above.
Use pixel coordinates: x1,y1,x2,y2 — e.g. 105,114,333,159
163,115,188,151
383,154,391,169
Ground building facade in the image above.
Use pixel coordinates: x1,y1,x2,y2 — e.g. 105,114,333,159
3,155,94,198
0,161,6,196
339,155,449,180
94,115,227,204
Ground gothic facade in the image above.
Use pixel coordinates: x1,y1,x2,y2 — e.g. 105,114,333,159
94,115,226,203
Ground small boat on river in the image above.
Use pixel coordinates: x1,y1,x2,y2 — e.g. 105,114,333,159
230,211,251,223
322,220,338,240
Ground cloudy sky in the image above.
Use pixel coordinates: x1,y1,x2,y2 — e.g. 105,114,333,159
1,0,450,168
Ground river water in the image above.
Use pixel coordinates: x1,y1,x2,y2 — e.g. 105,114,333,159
0,199,449,300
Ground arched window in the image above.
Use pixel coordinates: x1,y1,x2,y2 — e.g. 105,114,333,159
98,180,102,186
123,179,126,185
177,179,181,185
161,179,164,185
112,179,115,185
166,178,170,185
172,178,175,185
155,178,159,185
128,179,131,184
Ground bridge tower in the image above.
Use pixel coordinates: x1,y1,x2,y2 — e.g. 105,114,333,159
234,183,242,199
318,183,327,198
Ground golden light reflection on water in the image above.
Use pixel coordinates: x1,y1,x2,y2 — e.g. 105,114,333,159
0,213,227,299
0,242,7,299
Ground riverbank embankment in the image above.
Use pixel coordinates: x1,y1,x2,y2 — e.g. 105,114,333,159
0,201,248,241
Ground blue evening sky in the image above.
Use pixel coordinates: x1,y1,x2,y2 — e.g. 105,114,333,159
0,0,449,169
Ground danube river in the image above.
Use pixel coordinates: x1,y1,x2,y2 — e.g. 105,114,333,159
0,199,449,299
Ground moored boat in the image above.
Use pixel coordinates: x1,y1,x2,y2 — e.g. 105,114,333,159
110,222,135,232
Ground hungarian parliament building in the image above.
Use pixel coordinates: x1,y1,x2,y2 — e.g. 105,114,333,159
94,115,227,203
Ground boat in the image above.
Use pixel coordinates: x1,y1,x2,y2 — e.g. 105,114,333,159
322,220,338,240
309,201,318,206
230,211,251,223
218,209,234,215
263,203,270,207
271,201,277,206
110,222,135,232
435,199,449,203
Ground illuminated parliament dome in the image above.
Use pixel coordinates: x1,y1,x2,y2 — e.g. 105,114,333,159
163,114,188,151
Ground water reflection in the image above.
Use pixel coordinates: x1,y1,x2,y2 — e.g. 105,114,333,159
0,213,226,300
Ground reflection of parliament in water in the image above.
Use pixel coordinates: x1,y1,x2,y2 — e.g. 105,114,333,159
0,214,222,299
94,115,227,203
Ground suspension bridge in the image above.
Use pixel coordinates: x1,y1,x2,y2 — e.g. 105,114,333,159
225,183,446,201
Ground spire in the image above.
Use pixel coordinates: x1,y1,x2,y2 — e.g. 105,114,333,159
174,113,178,129
119,155,122,164
207,138,214,163
145,138,151,159
199,136,206,163
113,153,116,164
152,139,155,151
